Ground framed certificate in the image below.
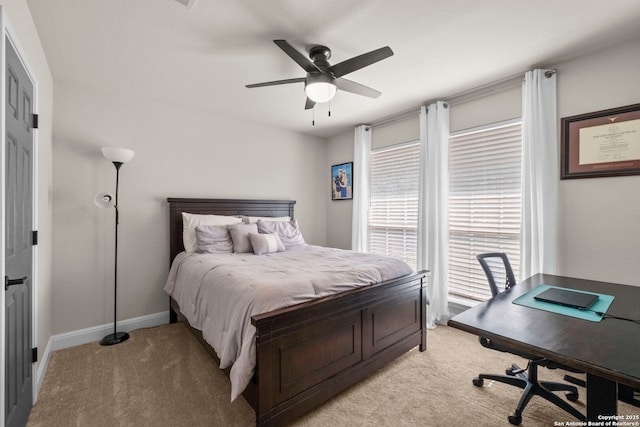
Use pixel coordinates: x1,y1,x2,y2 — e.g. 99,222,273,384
561,103,640,179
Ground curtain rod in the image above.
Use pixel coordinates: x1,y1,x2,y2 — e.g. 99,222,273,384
443,73,522,106
371,68,557,129
438,68,557,106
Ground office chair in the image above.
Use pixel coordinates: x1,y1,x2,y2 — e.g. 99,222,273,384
473,253,585,425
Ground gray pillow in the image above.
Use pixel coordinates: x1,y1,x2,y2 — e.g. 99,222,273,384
249,232,286,255
228,223,258,253
257,219,306,249
194,225,233,254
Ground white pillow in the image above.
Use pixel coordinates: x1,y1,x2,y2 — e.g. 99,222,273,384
182,212,242,253
242,216,291,224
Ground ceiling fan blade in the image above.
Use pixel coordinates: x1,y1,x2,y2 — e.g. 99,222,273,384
335,78,382,98
328,46,393,78
246,77,305,88
273,40,321,73
305,97,316,110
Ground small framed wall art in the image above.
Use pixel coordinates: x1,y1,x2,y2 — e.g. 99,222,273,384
561,103,640,179
331,162,353,200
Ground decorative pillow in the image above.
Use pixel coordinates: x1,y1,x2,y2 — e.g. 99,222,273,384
257,219,306,249
182,213,242,253
249,232,286,255
242,216,291,224
195,225,233,254
228,223,258,253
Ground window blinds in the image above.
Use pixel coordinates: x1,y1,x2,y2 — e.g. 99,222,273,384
368,142,420,270
448,120,522,301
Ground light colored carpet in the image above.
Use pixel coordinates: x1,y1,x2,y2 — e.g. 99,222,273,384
27,323,635,426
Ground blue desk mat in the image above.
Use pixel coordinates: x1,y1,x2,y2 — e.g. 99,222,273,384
512,284,614,322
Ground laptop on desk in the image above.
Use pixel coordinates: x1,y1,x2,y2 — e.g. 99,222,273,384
534,287,599,310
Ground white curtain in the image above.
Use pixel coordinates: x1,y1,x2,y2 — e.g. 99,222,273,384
418,102,450,329
351,124,371,251
520,69,558,279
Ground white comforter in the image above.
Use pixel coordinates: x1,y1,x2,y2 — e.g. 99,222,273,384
163,245,413,401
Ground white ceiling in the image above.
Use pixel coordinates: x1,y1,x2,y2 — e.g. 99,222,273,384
26,0,640,139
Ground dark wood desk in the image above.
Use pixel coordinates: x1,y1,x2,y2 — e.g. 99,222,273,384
448,273,640,421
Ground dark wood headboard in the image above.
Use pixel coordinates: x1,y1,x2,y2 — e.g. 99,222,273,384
167,198,296,262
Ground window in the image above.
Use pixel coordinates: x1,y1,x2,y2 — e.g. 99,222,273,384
448,120,522,301
367,141,420,270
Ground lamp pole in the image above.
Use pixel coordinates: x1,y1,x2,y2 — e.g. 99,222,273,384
100,160,130,346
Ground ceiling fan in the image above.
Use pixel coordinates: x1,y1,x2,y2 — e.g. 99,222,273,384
246,40,394,110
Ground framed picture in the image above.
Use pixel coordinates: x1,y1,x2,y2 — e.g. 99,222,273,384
331,162,353,200
561,103,640,179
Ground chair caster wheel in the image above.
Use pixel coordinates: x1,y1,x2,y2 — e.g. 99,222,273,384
506,364,519,376
566,392,579,402
508,415,522,425
472,377,484,387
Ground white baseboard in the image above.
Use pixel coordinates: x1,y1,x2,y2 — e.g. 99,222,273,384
49,311,170,352
34,311,170,402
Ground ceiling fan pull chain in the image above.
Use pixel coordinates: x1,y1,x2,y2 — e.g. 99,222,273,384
328,99,331,117
312,105,315,126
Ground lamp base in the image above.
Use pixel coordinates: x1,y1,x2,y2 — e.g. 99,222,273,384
99,331,130,346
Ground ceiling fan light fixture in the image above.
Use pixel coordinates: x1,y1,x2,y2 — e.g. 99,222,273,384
305,75,337,103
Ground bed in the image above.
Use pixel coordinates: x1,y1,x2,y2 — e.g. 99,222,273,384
166,198,429,426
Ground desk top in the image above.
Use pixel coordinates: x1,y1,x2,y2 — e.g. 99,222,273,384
448,273,640,389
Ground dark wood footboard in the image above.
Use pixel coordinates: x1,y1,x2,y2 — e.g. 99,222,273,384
166,198,429,426
249,271,428,426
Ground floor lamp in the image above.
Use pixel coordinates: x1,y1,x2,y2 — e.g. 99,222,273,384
96,146,135,346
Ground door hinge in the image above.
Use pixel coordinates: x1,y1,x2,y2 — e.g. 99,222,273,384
32,230,38,246
32,347,38,363
32,113,39,129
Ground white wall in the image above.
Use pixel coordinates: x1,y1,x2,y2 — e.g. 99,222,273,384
325,35,640,287
325,131,353,249
1,0,54,401
372,115,419,150
51,81,326,334
450,86,521,132
557,37,640,286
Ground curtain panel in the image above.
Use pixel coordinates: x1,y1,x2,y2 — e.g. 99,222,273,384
351,124,372,251
418,102,450,329
520,69,559,279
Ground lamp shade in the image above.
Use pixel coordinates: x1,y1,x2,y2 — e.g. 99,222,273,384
305,75,337,103
101,147,135,163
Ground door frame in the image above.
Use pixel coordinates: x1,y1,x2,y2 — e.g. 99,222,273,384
0,7,40,426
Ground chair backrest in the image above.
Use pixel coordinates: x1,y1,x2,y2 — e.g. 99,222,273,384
476,252,517,297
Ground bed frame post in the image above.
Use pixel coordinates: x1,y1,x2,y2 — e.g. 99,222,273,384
420,273,429,351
